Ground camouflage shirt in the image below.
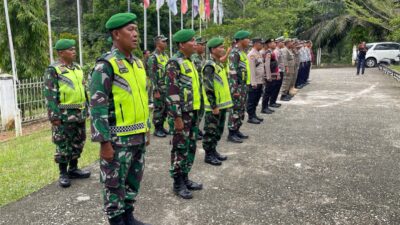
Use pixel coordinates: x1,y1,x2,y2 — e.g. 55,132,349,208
228,47,247,95
43,61,87,123
147,49,169,94
89,47,147,146
165,51,200,119
202,57,221,109
191,53,205,75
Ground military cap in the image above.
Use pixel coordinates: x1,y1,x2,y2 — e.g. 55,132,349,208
173,29,196,43
54,39,76,51
207,37,224,48
264,38,275,44
275,36,285,42
154,35,168,42
252,37,263,43
233,30,251,40
105,13,137,31
195,36,207,44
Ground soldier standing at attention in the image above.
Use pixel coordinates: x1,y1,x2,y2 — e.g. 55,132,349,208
246,38,265,124
89,13,151,225
202,37,232,166
44,39,91,188
165,29,203,199
147,35,170,138
270,37,285,108
191,37,207,140
227,30,251,143
279,38,293,101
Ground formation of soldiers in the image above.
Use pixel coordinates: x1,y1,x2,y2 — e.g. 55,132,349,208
44,12,313,225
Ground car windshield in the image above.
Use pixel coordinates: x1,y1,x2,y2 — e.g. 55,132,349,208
366,44,373,49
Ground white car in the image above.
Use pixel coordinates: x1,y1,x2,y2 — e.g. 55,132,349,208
365,42,400,67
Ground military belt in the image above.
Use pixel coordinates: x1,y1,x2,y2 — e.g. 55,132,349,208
110,123,145,134
59,103,85,109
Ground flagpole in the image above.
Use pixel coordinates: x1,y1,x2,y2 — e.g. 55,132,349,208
199,17,202,36
169,9,173,57
191,0,194,29
3,0,21,136
77,0,83,66
144,6,147,50
157,8,160,35
46,0,53,63
181,10,183,29
127,0,131,12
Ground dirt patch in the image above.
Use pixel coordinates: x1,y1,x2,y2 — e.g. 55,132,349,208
0,120,50,142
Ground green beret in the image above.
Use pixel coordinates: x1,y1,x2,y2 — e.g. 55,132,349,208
173,29,196,43
207,37,224,48
106,13,137,31
54,39,75,51
233,30,251,40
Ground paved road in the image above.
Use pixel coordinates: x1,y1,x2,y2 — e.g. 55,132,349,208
2,68,400,225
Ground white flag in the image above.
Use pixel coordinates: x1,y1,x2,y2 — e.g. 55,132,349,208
218,0,223,24
167,0,178,15
213,0,218,24
156,0,165,10
193,0,199,18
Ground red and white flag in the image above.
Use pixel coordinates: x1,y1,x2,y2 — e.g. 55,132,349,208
181,0,188,14
144,0,150,8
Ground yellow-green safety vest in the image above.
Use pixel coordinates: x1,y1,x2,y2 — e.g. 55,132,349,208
54,64,86,109
239,51,251,85
202,61,233,111
177,58,201,111
106,55,150,136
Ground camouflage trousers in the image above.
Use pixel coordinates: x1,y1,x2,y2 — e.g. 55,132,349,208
170,111,199,177
228,86,246,131
202,109,227,152
100,143,146,219
198,99,205,129
280,72,293,95
52,121,86,164
153,95,168,129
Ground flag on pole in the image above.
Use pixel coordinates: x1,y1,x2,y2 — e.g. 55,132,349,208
213,0,217,24
199,0,205,20
181,0,188,14
205,0,210,20
218,0,223,24
144,0,150,8
167,0,178,15
156,0,164,10
193,0,199,17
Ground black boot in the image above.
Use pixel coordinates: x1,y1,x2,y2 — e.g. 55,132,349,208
213,149,227,161
68,159,91,179
123,208,151,225
236,131,249,139
269,103,281,108
108,215,125,225
173,175,193,199
204,151,222,166
59,163,71,188
247,117,260,124
261,108,273,114
154,128,167,137
183,174,203,190
227,130,243,143
254,115,264,122
162,127,170,135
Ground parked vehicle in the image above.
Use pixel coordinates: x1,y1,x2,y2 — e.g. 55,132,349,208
365,42,400,67
378,54,400,66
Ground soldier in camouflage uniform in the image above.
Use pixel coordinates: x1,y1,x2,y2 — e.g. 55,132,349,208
44,39,91,188
165,29,203,199
191,36,207,140
202,37,232,166
147,35,169,138
227,30,251,143
88,13,151,225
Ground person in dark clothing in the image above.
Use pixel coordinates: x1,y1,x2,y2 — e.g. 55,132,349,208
357,41,368,75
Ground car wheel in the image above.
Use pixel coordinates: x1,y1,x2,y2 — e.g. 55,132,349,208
366,58,376,68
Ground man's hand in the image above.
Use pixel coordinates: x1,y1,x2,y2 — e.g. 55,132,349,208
154,91,161,99
212,107,220,115
51,120,61,126
100,142,114,162
174,117,184,132
146,131,150,146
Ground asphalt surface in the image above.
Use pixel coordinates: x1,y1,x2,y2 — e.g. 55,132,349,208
1,67,400,225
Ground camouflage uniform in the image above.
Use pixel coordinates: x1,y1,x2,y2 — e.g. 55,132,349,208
147,49,169,130
227,47,248,132
89,48,150,219
44,62,87,164
165,51,201,177
191,53,205,128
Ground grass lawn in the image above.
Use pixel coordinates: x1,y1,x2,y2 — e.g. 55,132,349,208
0,125,99,207
389,65,400,72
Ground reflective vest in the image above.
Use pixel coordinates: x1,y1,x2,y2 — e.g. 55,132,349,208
155,52,169,77
239,51,251,85
53,63,86,109
175,57,201,111
202,61,233,111
105,55,150,136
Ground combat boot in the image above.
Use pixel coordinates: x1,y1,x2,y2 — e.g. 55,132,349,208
108,215,125,225
173,175,193,199
269,103,281,108
183,173,203,190
280,95,291,101
162,127,170,135
59,163,71,188
213,149,227,161
227,130,243,143
236,130,249,139
68,159,91,179
247,117,260,124
261,108,274,114
123,208,152,225
205,151,222,166
154,128,167,137
254,115,264,122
